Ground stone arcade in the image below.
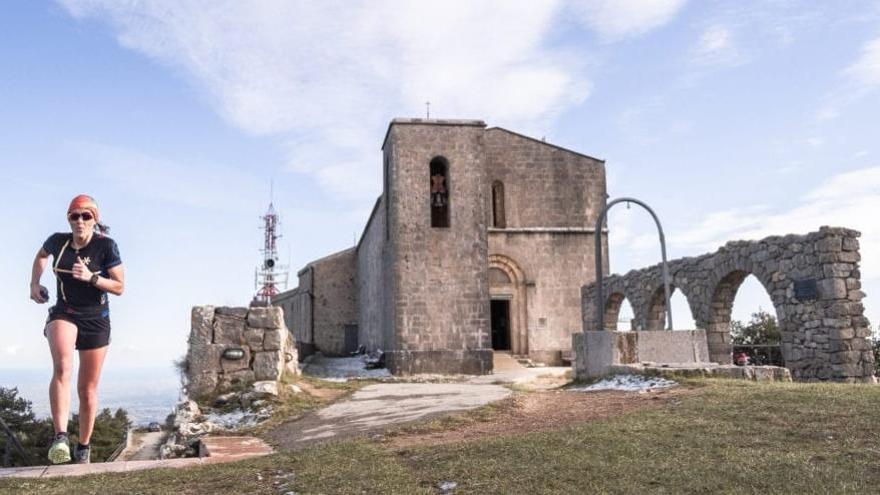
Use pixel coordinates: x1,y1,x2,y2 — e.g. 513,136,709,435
274,118,608,374
579,227,874,383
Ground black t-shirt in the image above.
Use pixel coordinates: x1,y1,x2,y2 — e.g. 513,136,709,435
42,233,122,310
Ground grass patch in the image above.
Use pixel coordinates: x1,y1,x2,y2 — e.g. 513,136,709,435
3,380,878,494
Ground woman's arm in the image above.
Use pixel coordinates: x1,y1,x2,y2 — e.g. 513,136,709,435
30,248,49,303
74,262,125,296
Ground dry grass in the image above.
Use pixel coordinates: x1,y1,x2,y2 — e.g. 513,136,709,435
4,379,879,494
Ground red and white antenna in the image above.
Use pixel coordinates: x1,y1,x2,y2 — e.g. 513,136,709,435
253,183,288,305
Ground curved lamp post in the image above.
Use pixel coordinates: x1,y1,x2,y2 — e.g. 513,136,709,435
595,197,673,331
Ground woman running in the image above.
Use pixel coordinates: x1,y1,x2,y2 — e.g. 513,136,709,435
29,195,124,464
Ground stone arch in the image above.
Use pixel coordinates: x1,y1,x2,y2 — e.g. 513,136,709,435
488,254,529,355
604,292,628,330
581,228,874,382
706,267,782,365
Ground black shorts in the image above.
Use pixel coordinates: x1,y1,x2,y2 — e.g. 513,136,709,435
45,306,111,351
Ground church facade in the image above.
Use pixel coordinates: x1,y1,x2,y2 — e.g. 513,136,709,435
274,118,608,374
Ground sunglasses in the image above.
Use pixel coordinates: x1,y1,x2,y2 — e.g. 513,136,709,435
68,212,94,222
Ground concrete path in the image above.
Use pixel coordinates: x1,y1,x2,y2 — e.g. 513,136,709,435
468,352,570,389
122,431,166,461
269,382,511,449
0,436,272,479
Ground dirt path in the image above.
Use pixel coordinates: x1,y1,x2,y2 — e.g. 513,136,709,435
388,386,697,449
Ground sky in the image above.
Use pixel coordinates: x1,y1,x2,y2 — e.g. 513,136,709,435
1,0,878,370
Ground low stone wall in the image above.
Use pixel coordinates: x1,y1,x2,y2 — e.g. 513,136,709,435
573,330,709,379
186,306,299,399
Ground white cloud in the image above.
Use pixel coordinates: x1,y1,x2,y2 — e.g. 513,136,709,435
672,166,880,283
845,36,880,89
570,0,687,41
690,25,743,66
57,0,592,200
817,35,880,121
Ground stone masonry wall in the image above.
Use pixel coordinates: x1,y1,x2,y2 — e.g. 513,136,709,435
186,306,299,398
582,227,874,383
311,248,358,355
485,129,607,363
484,128,606,228
385,120,492,374
356,196,394,353
489,231,600,362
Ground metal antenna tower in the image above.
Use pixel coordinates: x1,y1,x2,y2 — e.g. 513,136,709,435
253,187,289,305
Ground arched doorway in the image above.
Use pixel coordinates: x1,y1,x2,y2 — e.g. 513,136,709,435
488,255,528,355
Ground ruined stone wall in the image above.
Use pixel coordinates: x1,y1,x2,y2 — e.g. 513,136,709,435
356,196,394,352
582,227,874,383
186,306,298,399
310,248,358,355
385,120,492,374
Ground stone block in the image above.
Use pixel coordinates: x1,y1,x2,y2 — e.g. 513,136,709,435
245,328,265,350
187,372,219,398
842,237,859,251
829,328,856,340
215,306,248,319
838,251,860,263
817,278,847,299
187,343,225,375
816,237,842,252
213,315,246,345
247,307,284,329
221,369,255,388
855,326,872,338
263,329,285,351
190,306,215,344
219,345,250,373
253,351,283,381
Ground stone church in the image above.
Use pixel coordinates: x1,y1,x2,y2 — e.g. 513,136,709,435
274,118,608,374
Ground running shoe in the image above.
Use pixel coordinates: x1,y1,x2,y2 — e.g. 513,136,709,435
73,444,90,464
47,432,71,464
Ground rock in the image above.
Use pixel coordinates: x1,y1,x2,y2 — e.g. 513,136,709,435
287,384,303,394
187,344,225,375
186,371,220,398
253,351,283,381
190,305,215,344
263,329,285,351
213,315,246,345
247,307,284,329
214,392,239,407
245,328,265,350
251,380,279,397
222,369,256,388
215,306,248,319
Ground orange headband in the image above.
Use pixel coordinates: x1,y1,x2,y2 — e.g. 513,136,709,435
67,194,99,223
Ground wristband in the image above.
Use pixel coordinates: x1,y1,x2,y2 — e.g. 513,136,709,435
89,273,100,286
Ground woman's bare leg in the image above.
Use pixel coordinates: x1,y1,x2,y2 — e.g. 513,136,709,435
76,346,108,444
47,320,77,434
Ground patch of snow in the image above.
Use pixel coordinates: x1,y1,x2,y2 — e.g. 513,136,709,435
203,407,271,429
569,374,677,392
302,355,393,381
